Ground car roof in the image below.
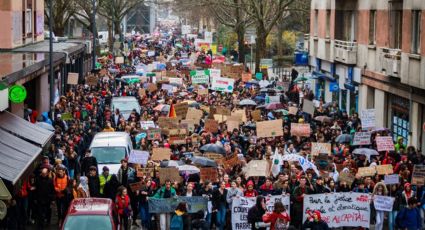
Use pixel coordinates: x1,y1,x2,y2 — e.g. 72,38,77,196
111,96,138,102
90,132,130,148
68,198,112,215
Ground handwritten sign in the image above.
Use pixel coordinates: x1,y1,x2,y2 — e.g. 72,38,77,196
251,110,261,121
128,150,149,166
151,148,171,161
210,76,235,93
198,88,208,95
223,154,240,170
174,102,189,119
291,123,311,137
288,106,298,115
356,167,376,177
158,117,179,129
205,119,219,133
227,120,240,132
168,129,187,145
375,136,395,152
376,164,393,175
67,72,79,85
215,106,231,116
243,160,268,177
311,143,332,156
158,167,181,184
185,108,203,124
136,167,155,178
302,99,315,115
147,129,162,140
303,193,371,228
241,73,252,82
180,119,195,132
200,168,218,182
204,153,224,161
352,132,372,146
256,120,283,138
209,69,221,78
86,75,98,86
373,195,394,212
411,165,425,185
232,109,247,122
361,109,376,130
384,174,399,185
115,56,124,64
190,70,209,84
338,171,355,186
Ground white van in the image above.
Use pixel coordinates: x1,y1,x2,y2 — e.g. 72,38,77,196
89,132,133,175
111,96,141,120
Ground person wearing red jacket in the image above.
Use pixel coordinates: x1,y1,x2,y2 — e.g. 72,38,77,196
244,180,258,197
115,186,132,230
262,201,290,230
259,177,275,196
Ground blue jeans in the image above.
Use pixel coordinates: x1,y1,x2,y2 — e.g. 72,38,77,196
69,169,75,179
388,210,398,230
205,212,211,228
139,202,151,229
215,205,226,230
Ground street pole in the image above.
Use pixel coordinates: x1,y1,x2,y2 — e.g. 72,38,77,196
92,0,97,70
49,0,54,119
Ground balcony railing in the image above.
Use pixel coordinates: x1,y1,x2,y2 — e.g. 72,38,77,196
380,48,401,78
334,40,357,65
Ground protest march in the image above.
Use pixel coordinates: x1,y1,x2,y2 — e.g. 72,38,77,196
2,12,425,230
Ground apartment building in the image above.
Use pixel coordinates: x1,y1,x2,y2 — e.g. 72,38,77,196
307,0,425,150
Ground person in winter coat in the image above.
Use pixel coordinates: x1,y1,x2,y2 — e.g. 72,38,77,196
372,182,388,230
77,176,90,198
115,186,132,230
292,177,312,227
396,197,422,230
401,183,416,208
87,166,101,197
302,210,330,230
104,174,120,200
53,166,70,227
226,181,243,207
245,180,259,197
248,196,267,230
154,180,177,230
262,201,290,230
212,181,228,230
80,150,98,176
99,166,112,196
34,168,55,230
117,159,136,187
259,177,275,196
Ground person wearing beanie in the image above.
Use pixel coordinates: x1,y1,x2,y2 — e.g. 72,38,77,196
401,183,416,208
302,210,330,230
99,166,112,196
244,180,258,197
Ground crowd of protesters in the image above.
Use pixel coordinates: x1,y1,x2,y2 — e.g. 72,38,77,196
1,31,425,230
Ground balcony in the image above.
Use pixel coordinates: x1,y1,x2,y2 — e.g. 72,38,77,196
334,40,357,65
379,48,401,78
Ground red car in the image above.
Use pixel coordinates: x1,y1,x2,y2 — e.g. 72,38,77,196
62,198,118,230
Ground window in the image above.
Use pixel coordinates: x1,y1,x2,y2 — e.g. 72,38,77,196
389,2,403,49
326,10,331,38
411,10,421,54
369,10,376,45
314,10,318,36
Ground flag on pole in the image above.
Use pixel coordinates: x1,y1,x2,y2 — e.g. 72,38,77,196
271,148,282,177
168,104,176,118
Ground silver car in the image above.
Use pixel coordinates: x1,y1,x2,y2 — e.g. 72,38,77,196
111,96,140,120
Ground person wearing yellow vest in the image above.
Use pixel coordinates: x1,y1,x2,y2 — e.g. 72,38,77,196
54,166,69,228
100,166,112,196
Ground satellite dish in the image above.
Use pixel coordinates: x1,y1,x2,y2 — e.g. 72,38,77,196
0,200,7,220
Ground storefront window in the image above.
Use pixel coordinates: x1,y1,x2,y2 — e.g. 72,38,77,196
391,96,409,146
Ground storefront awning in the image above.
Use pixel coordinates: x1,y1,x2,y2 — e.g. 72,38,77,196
0,111,53,146
312,71,336,82
0,128,42,184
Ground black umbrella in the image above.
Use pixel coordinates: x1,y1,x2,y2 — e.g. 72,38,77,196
200,144,226,155
191,156,218,167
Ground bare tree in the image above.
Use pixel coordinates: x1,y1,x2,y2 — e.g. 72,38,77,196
45,0,76,36
73,0,96,34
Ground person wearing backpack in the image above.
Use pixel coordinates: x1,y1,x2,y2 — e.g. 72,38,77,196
262,201,290,230
170,202,188,230
396,197,422,230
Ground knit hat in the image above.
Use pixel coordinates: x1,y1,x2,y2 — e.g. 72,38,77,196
404,183,411,189
246,180,254,187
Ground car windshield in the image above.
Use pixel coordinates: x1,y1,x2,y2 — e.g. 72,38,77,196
64,215,112,230
113,100,139,112
91,147,126,164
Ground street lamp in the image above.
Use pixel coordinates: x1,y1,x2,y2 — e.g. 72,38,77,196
92,0,97,70
49,0,54,119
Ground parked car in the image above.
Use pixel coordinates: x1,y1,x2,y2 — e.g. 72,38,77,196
89,132,133,175
62,198,117,230
111,96,141,120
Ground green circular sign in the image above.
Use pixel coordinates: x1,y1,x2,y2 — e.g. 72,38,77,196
8,85,27,103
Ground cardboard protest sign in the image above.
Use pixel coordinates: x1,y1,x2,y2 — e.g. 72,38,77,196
209,69,221,78
180,119,195,132
213,114,227,123
244,160,268,177
384,174,399,185
138,88,146,97
151,148,171,161
204,153,224,161
140,121,156,130
356,167,376,177
352,132,372,145
251,110,262,121
205,119,219,133
290,123,311,137
210,76,235,93
375,136,395,152
256,120,283,138
190,70,210,84
303,193,371,228
67,72,79,85
185,108,203,124
147,83,158,93
276,81,290,92
147,129,162,140
226,120,240,132
174,102,189,119
115,56,124,64
411,165,425,185
338,171,355,186
288,106,298,115
168,129,187,145
361,109,376,130
197,88,208,96
86,75,98,86
136,167,155,178
200,168,218,182
158,117,179,129
374,195,395,212
302,99,315,115
158,167,182,184
241,73,252,82
311,142,332,156
223,154,240,170
168,77,183,85
215,106,231,116
376,164,393,175
128,150,149,166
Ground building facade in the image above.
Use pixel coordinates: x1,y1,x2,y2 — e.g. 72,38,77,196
307,0,425,151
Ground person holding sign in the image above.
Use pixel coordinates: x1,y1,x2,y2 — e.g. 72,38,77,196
372,182,389,230
247,196,267,230
262,201,290,230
